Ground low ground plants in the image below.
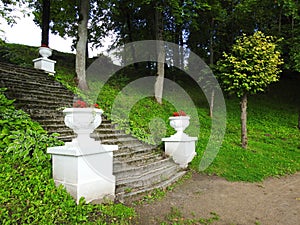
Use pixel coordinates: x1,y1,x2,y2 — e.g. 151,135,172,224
160,207,220,225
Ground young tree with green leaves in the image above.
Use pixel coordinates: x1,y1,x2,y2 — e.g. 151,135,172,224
217,31,283,149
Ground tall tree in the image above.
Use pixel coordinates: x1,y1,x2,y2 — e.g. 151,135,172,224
154,1,165,104
217,31,283,149
41,0,50,46
76,0,89,90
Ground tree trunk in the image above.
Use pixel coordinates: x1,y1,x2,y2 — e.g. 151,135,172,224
154,3,164,104
41,0,50,46
209,19,214,66
208,18,215,118
174,24,180,67
298,109,300,129
241,94,248,149
126,11,138,69
278,6,282,34
76,0,89,90
209,89,215,118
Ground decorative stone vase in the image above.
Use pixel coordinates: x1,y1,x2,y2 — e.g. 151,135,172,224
162,115,197,168
63,108,103,141
39,46,52,58
169,116,190,136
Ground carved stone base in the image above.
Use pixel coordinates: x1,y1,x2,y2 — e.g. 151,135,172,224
162,135,197,168
33,57,56,74
47,142,118,203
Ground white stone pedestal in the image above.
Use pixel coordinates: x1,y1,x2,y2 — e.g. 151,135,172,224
162,134,197,168
47,139,118,203
33,57,56,74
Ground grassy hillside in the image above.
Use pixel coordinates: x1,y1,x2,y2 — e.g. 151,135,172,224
1,41,299,183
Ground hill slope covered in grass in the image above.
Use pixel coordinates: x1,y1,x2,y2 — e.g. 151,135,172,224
0,41,299,183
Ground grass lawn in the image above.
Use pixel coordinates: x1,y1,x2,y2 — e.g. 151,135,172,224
88,67,300,182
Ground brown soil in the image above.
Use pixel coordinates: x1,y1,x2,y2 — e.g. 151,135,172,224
131,172,300,225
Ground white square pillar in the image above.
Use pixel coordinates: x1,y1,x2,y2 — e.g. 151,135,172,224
47,141,118,203
33,57,56,75
162,135,197,168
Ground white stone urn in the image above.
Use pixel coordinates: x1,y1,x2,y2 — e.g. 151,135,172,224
162,115,197,168
63,108,103,141
169,116,190,137
39,46,52,58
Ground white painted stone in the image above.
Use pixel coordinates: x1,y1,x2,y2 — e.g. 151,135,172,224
47,108,118,203
162,135,197,168
33,57,56,74
39,46,52,58
162,116,197,168
47,141,118,203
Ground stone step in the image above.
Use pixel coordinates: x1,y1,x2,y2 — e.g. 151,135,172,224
0,67,57,79
116,151,162,165
114,157,171,175
14,99,71,109
116,162,179,185
115,164,180,195
0,75,64,88
0,65,60,79
3,87,75,100
114,146,157,158
119,170,186,199
0,62,51,75
0,74,61,86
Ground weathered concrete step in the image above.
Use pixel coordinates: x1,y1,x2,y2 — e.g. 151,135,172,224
114,157,171,175
119,170,186,199
0,80,72,93
99,136,143,144
23,109,64,116
90,132,132,140
0,74,62,86
115,151,163,166
0,78,70,89
0,75,64,88
0,62,51,75
0,67,56,77
0,75,68,91
14,99,71,109
4,87,75,100
114,147,156,158
116,163,179,186
0,66,60,80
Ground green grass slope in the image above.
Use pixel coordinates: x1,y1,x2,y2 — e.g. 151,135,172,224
1,41,299,184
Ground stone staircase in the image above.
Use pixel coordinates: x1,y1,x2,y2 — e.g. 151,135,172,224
0,61,186,200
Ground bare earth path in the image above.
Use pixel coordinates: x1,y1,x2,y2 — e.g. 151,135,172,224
132,172,300,225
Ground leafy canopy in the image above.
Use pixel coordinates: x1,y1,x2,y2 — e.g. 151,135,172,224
217,31,283,97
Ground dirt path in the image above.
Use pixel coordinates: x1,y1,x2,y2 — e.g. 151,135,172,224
132,172,300,225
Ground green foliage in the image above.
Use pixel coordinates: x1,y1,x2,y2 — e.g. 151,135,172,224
217,31,284,97
128,97,176,144
0,89,135,224
0,43,38,67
